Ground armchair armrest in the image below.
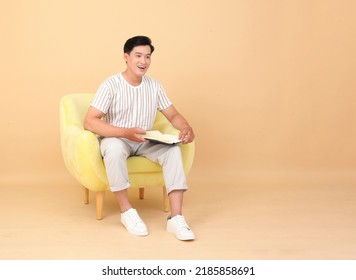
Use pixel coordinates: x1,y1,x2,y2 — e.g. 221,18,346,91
61,124,108,191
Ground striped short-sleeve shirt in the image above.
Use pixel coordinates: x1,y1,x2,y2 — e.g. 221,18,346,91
91,73,172,130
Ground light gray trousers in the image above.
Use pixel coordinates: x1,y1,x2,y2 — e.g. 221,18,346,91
100,137,188,193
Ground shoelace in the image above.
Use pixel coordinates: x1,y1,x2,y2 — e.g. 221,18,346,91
127,210,143,224
174,215,191,230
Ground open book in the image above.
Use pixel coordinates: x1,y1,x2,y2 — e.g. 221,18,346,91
143,130,182,145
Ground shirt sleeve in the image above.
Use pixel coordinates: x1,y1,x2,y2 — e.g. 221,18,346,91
157,82,172,111
90,82,112,114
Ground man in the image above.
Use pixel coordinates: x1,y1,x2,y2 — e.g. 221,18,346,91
84,36,195,241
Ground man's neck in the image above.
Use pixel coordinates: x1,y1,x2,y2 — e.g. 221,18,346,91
122,70,142,86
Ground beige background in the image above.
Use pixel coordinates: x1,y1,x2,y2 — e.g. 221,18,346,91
1,0,356,259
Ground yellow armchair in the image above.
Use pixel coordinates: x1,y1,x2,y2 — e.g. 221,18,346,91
59,93,195,220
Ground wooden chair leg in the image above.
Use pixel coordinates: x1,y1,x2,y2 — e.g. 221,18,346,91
96,191,105,220
163,186,170,212
83,187,89,204
139,187,144,199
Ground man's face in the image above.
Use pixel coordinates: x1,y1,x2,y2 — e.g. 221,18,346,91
124,45,152,77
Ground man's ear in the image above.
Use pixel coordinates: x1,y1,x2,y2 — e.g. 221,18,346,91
123,52,129,63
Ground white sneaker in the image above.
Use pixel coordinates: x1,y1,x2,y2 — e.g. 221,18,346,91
121,208,148,236
167,215,195,241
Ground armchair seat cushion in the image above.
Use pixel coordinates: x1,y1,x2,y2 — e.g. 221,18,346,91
127,156,162,173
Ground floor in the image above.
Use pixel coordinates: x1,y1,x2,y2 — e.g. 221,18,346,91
1,168,356,260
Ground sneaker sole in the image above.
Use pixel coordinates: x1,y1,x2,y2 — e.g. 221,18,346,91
121,220,148,237
167,225,195,241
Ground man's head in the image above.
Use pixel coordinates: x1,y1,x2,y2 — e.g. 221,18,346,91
123,36,155,54
123,36,155,78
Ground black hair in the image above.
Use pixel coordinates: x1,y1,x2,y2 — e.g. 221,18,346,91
123,36,155,54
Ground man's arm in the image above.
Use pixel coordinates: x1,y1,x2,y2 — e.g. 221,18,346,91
83,106,148,142
161,105,195,144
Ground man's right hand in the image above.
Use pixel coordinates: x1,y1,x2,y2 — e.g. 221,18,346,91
123,127,149,142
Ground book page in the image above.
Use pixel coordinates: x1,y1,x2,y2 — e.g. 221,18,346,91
144,130,181,144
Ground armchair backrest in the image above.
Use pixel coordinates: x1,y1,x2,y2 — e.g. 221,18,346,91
60,93,94,129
